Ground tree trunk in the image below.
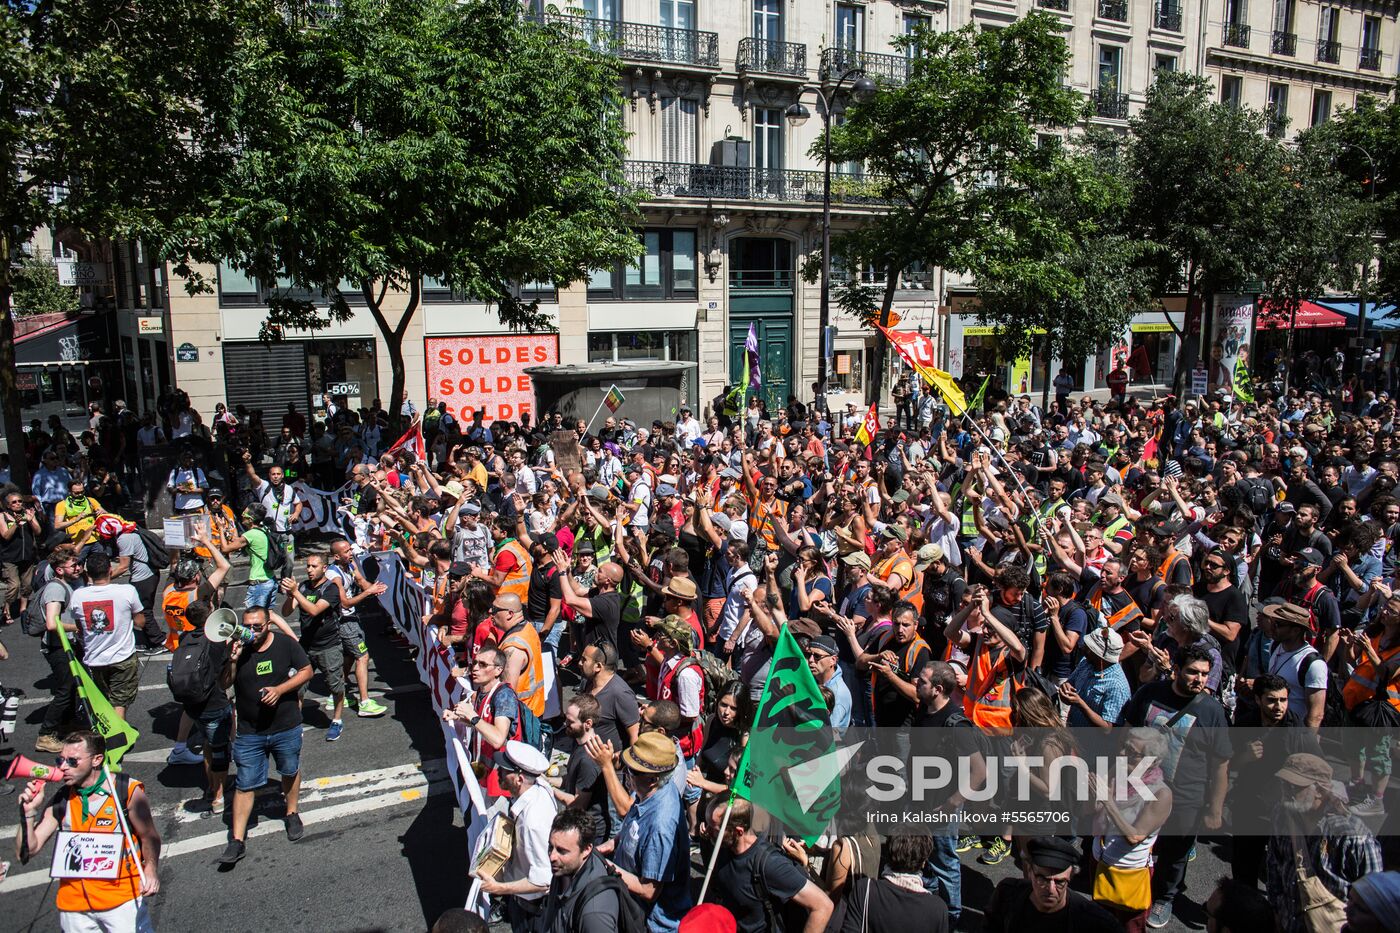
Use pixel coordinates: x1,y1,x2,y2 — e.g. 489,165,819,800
0,235,27,490
866,270,901,411
363,277,420,436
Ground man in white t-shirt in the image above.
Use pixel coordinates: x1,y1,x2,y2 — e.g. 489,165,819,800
452,503,493,570
713,540,758,644
68,553,144,722
1263,601,1329,729
625,463,652,532
509,449,537,496
166,449,207,515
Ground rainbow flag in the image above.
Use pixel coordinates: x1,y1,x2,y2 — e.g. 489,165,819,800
603,384,626,413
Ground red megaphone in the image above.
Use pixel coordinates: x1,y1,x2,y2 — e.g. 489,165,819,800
6,755,64,782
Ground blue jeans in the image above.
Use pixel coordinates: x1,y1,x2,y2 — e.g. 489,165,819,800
923,830,962,924
244,578,277,610
232,725,303,791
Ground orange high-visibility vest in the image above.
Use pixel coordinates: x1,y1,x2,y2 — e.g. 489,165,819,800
499,621,546,717
1158,550,1193,587
875,552,917,601
964,641,1014,735
495,539,532,604
54,778,144,914
1344,641,1400,712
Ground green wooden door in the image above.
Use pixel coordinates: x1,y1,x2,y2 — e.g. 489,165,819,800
730,305,792,413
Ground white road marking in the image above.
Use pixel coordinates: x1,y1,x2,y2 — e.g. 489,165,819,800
0,759,453,892
18,683,414,707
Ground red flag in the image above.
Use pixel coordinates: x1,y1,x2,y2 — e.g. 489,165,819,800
387,416,425,461
855,403,880,447
1128,344,1152,380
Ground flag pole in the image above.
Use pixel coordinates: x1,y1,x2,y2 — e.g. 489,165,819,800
582,394,611,436
697,793,735,904
101,763,150,899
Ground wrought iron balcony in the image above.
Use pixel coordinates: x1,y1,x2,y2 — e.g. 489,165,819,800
1091,87,1130,119
1360,47,1381,70
819,47,908,85
736,37,807,78
1271,31,1297,55
1317,39,1341,63
1098,0,1128,21
542,14,719,68
1039,0,1070,12
1154,6,1183,30
1222,22,1250,47
623,160,889,205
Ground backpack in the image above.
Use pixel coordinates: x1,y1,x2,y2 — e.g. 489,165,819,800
22,567,65,638
260,524,291,578
1238,478,1273,516
515,700,553,758
570,871,648,933
167,631,219,705
133,525,170,571
691,649,739,713
1300,650,1348,728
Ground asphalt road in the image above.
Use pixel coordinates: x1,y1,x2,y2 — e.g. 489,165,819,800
0,557,1235,933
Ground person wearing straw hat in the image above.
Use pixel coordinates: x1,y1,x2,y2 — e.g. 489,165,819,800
479,740,557,932
583,731,692,932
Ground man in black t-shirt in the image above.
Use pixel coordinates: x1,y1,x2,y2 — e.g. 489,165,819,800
280,553,344,738
221,605,312,867
178,601,234,814
551,694,611,842
704,797,833,933
527,533,565,651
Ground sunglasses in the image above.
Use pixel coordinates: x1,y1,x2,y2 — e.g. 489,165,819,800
55,755,86,768
490,605,515,615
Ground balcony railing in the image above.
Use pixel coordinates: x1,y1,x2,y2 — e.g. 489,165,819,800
1154,6,1183,30
1360,47,1381,70
819,47,908,85
1317,39,1341,63
542,14,719,68
736,37,807,77
729,269,794,290
1091,87,1130,119
1222,22,1250,47
1039,0,1070,12
623,160,889,205
1098,0,1128,21
1271,30,1297,54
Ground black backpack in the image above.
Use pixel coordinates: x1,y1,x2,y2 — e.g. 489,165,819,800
22,566,64,638
570,872,648,933
167,631,219,705
1238,478,1273,516
260,524,291,578
133,525,171,571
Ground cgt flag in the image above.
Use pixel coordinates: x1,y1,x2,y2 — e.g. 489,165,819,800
877,325,968,415
854,402,880,447
733,624,839,843
386,415,425,461
55,624,139,771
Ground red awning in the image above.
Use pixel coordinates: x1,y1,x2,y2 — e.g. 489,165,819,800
1257,300,1348,329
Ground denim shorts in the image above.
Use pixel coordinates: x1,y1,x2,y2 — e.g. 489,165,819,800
245,578,277,610
232,725,303,791
192,704,234,749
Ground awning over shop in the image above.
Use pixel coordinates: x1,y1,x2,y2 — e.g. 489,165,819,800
1256,300,1348,330
16,312,118,365
1313,300,1400,331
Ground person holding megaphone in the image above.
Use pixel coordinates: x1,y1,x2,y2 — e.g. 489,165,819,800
13,730,162,932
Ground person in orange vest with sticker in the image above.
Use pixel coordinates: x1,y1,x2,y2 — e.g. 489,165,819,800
943,583,1028,737
14,730,162,932
495,592,547,718
479,514,532,606
1341,586,1400,817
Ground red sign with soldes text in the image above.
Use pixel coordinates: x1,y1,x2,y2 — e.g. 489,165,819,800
426,334,558,423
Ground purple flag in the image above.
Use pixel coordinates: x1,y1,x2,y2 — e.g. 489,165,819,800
745,322,762,391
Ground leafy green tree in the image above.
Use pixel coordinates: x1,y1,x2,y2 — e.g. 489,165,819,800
10,254,80,316
1123,72,1290,396
820,15,1083,406
973,137,1158,379
153,0,639,428
0,0,244,485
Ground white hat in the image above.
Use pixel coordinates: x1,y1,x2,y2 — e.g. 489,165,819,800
1083,627,1124,665
498,740,549,776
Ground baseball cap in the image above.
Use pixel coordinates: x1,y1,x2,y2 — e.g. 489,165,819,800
1296,547,1325,568
880,524,908,542
841,552,871,570
720,467,742,480
459,501,482,515
1276,752,1333,787
914,543,945,572
537,532,560,552
649,614,695,653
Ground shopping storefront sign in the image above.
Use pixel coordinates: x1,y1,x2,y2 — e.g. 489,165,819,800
427,334,558,423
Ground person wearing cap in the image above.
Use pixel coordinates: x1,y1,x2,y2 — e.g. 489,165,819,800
984,836,1121,931
525,531,567,652
803,635,851,736
917,542,965,640
702,795,833,933
583,731,693,931
1142,516,1194,589
1345,871,1400,933
1261,501,1332,600
872,523,916,602
53,477,103,544
1277,545,1343,661
1060,625,1130,730
1263,597,1330,729
1265,752,1382,933
477,740,557,931
1116,643,1232,928
446,499,493,571
624,461,653,539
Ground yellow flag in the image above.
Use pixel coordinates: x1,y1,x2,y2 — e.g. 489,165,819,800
854,402,880,446
56,623,140,771
878,325,968,415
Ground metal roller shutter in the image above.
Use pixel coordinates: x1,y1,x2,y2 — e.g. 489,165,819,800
222,342,311,424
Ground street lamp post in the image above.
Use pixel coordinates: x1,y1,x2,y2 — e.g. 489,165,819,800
785,69,877,409
1337,142,1378,354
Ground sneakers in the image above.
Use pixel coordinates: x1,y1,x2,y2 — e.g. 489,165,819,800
357,698,388,718
285,812,304,842
34,734,64,754
218,839,246,866
1187,842,1197,862
326,720,344,742
1351,795,1387,817
139,643,167,657
954,835,982,853
977,837,1011,865
166,744,205,766
344,695,359,711
1147,901,1173,929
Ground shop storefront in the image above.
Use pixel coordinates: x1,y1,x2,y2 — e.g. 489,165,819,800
586,303,698,413
16,312,121,431
222,337,379,424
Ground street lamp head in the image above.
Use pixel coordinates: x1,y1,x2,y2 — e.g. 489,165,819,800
785,101,812,126
850,75,877,102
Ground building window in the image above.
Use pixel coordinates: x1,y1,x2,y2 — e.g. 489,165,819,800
217,263,261,306
1266,81,1288,135
752,107,784,171
903,13,931,58
835,3,863,51
659,0,695,31
1220,74,1243,107
1097,45,1122,93
660,97,698,164
1360,16,1381,68
1310,89,1333,126
588,330,698,364
753,0,781,42
1154,53,1177,72
1224,0,1246,25
583,0,617,20
420,276,556,304
589,228,698,300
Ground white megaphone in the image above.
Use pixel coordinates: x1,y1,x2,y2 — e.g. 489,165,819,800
204,608,258,645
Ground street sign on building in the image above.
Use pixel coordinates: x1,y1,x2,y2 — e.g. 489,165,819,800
54,260,109,288
176,343,199,363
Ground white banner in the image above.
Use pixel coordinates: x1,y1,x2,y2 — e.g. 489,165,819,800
365,552,492,917
288,482,358,537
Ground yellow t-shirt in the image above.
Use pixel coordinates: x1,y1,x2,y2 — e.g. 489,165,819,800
465,462,489,493
55,495,102,541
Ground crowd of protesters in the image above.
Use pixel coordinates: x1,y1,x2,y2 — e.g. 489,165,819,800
8,368,1400,933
